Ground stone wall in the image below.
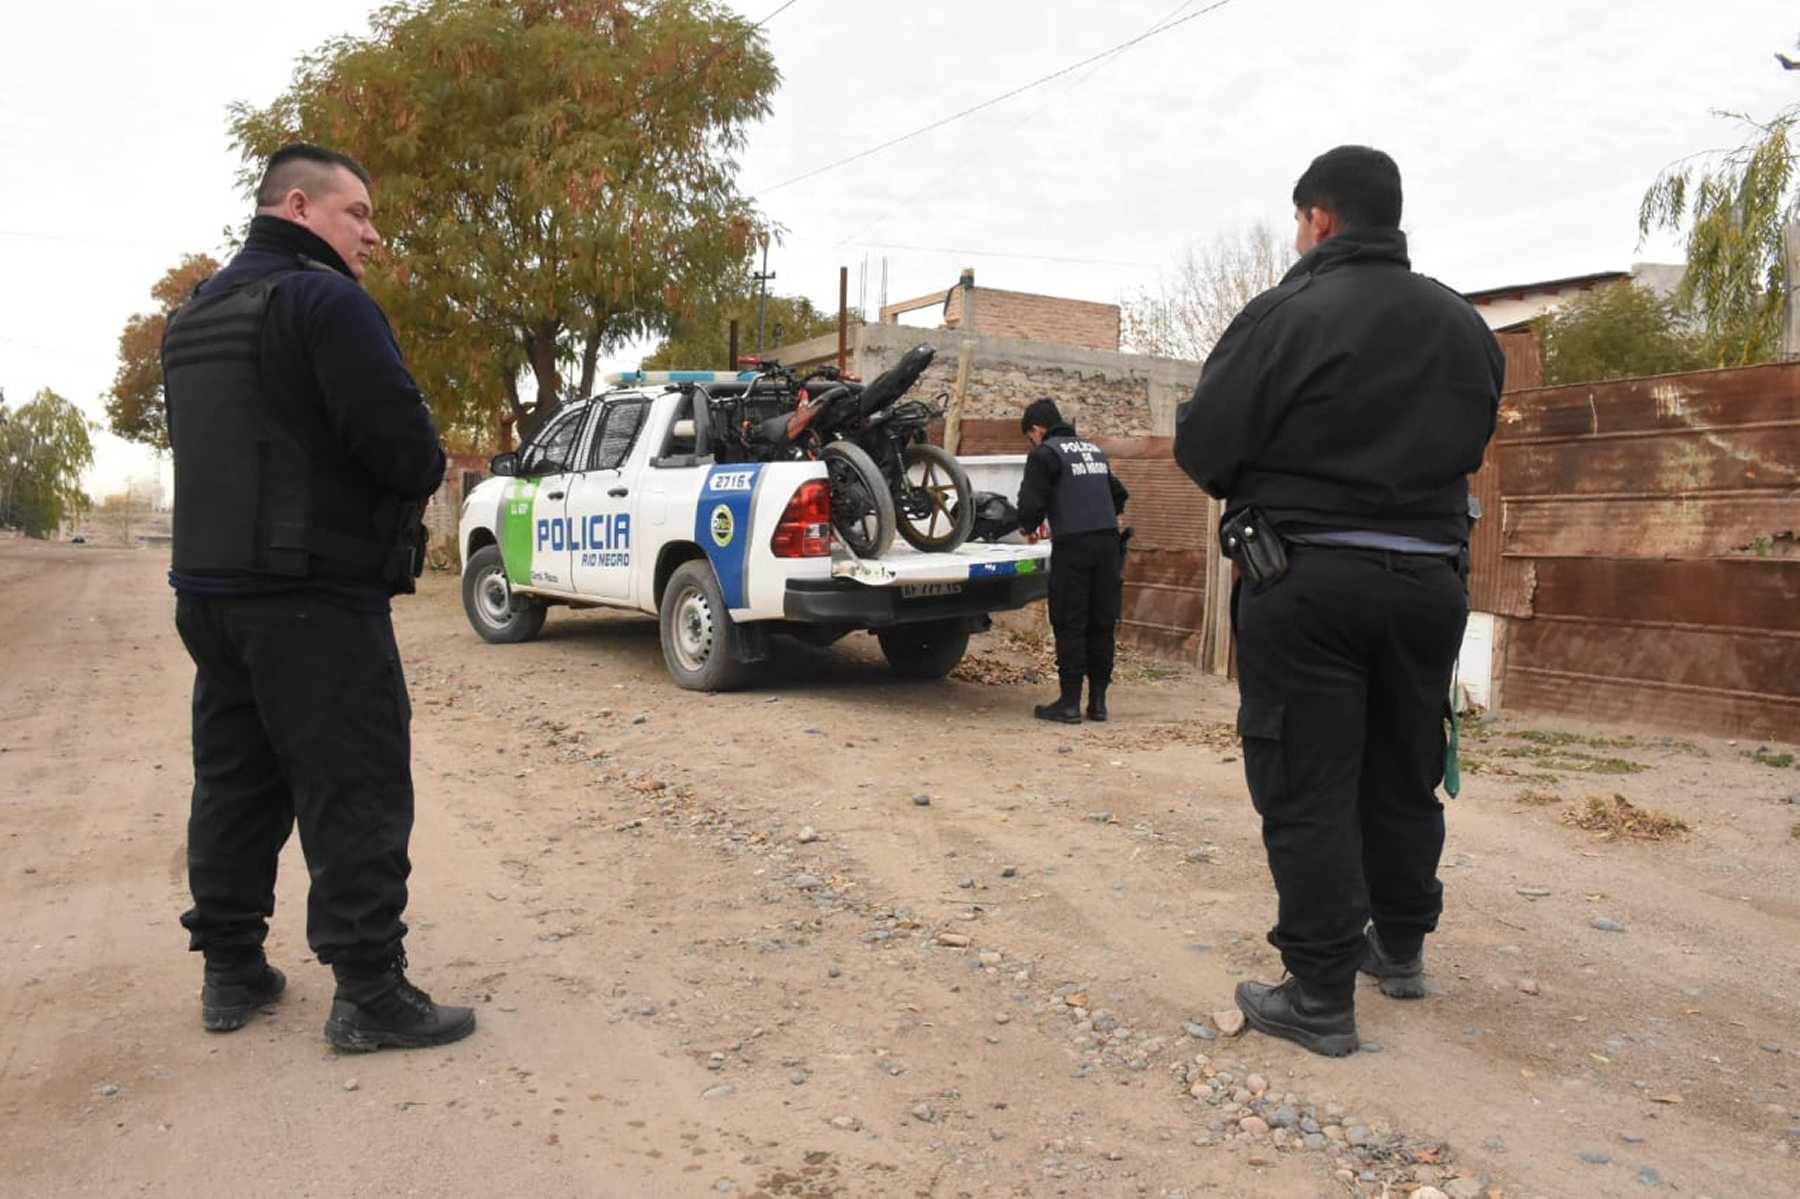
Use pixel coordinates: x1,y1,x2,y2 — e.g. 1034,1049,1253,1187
775,322,1198,440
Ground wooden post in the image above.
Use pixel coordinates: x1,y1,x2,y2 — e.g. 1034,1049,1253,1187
838,267,849,373
943,338,976,455
728,319,739,370
1785,218,1800,360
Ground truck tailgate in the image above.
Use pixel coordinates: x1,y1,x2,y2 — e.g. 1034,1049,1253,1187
830,541,1050,587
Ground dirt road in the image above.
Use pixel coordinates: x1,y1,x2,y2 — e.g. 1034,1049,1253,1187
2,541,1797,1198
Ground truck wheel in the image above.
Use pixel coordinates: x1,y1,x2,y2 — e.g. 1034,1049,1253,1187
463,544,547,643
660,560,751,691
896,444,976,552
822,441,895,558
877,619,971,679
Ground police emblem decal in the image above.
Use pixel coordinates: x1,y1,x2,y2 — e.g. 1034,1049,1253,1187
710,503,735,548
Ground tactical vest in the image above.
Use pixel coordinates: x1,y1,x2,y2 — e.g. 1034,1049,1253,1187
1044,432,1119,538
163,264,422,589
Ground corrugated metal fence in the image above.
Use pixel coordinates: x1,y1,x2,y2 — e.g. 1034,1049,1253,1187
1485,362,1800,741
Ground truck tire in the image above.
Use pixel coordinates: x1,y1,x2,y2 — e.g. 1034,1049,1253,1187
896,444,976,552
822,440,895,558
463,544,548,643
660,560,751,691
877,619,971,679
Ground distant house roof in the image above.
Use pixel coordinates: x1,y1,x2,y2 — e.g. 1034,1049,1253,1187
1462,270,1631,306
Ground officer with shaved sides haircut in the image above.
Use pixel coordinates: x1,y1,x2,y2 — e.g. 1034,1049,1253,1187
1176,146,1503,1056
163,143,475,1051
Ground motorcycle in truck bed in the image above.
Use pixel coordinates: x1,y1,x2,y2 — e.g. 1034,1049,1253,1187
457,376,1047,690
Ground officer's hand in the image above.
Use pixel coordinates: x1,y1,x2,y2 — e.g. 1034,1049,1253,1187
1024,522,1049,544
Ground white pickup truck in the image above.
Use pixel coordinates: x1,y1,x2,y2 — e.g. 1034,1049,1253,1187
457,376,1049,689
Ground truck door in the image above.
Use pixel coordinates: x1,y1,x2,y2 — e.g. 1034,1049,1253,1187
567,398,651,602
498,402,592,592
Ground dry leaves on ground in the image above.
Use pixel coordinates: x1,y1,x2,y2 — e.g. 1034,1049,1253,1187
1095,721,1240,753
1562,793,1689,841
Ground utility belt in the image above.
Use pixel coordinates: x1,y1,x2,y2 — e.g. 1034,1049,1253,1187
1221,507,1469,587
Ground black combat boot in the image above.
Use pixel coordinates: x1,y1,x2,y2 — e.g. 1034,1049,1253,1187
201,952,287,1033
1085,676,1109,722
1359,925,1426,999
1234,977,1359,1058
324,955,476,1053
1033,674,1083,724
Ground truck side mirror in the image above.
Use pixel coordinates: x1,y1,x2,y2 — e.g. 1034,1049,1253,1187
490,451,519,477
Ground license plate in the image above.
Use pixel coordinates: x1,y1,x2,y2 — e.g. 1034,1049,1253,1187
901,582,963,600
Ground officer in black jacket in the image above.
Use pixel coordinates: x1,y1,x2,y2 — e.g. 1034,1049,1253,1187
1016,398,1129,723
163,144,474,1051
1175,146,1503,1056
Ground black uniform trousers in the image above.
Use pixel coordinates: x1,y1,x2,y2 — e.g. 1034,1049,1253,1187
1232,546,1467,1001
1047,528,1123,688
175,591,414,966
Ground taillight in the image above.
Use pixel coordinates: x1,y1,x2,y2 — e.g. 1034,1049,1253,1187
771,479,833,558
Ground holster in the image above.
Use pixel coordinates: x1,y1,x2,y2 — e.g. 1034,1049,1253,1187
385,501,429,595
1118,526,1135,567
1220,506,1288,586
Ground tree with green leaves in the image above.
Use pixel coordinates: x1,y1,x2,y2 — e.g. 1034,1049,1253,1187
0,389,95,538
1538,284,1708,386
228,0,779,444
1639,41,1796,366
641,290,837,370
106,253,222,452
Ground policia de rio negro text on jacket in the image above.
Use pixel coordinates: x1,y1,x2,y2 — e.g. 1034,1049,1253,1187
163,143,475,1052
1174,145,1504,1057
1015,398,1129,724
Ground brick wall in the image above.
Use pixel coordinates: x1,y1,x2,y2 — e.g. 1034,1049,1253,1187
943,287,1120,352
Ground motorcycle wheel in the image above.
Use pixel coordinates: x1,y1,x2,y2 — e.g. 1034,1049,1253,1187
895,443,976,552
821,440,895,558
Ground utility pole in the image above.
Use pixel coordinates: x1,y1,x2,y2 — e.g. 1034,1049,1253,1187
754,236,775,354
838,266,849,373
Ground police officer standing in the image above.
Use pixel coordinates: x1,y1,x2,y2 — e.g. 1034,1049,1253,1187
163,144,474,1051
1174,146,1503,1056
1015,398,1129,723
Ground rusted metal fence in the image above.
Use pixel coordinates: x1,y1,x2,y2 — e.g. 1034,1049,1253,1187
1485,362,1799,741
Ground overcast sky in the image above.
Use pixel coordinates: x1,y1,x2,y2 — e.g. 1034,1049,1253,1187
2,0,1794,496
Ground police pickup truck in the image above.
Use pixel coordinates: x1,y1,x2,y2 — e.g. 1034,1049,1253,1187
457,373,1049,690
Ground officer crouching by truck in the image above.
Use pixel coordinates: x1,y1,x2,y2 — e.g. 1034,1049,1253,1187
1015,397,1130,724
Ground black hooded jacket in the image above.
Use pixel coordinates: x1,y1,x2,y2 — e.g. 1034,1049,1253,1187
1173,227,1503,543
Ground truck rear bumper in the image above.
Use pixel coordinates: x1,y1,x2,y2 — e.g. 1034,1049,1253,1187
782,574,1048,628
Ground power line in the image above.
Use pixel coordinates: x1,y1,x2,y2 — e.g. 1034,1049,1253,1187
753,0,1241,196
834,239,1159,269
0,334,115,367
835,0,1206,258
0,228,195,252
4,2,805,258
